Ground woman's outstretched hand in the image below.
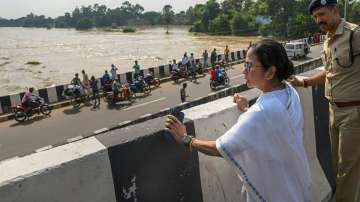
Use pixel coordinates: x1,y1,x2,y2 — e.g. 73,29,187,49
233,93,249,113
165,115,187,144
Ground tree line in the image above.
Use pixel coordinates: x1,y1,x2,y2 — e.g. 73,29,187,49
0,1,189,30
188,0,360,39
0,0,359,39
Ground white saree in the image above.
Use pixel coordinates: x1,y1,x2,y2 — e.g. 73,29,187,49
216,84,310,202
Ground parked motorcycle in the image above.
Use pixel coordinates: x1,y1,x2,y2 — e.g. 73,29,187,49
63,85,88,108
144,73,160,88
13,96,52,122
171,67,189,83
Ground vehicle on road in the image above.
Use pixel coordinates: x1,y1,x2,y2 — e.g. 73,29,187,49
144,73,161,88
210,70,230,90
13,96,52,122
129,77,151,96
285,41,310,60
103,84,136,105
171,66,190,83
63,85,90,108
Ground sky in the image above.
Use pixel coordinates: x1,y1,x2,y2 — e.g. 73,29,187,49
0,0,210,19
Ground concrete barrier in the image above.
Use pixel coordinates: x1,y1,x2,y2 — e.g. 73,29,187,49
0,68,335,201
0,137,116,202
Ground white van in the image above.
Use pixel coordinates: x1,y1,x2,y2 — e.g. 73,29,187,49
285,42,310,60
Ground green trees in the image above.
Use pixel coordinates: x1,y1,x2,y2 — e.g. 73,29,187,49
190,0,257,35
0,2,193,29
161,5,174,33
1,0,360,39
188,0,359,38
76,18,93,30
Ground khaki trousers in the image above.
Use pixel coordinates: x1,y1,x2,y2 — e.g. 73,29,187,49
329,104,360,202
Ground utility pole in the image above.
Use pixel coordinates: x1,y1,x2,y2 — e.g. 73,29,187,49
344,0,349,20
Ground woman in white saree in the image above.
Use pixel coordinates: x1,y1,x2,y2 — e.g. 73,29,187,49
165,40,310,202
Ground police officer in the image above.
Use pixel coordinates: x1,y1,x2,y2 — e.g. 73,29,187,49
288,0,360,201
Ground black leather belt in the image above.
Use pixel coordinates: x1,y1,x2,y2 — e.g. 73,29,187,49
331,101,360,108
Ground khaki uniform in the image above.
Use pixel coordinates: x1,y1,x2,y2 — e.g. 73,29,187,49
322,19,360,202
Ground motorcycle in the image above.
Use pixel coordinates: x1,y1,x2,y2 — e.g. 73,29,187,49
210,70,230,90
171,66,189,83
13,96,52,122
129,77,151,95
63,85,90,108
104,85,136,105
143,73,160,88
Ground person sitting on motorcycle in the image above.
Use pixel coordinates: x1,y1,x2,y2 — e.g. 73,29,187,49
21,87,40,112
111,79,122,98
210,66,216,81
172,59,179,71
101,70,112,92
215,64,223,82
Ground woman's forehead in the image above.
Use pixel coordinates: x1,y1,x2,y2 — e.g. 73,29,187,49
246,48,258,62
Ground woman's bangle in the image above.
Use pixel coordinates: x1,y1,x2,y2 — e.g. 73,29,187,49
189,138,194,152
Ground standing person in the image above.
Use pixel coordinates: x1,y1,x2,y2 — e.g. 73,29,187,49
110,64,118,81
180,82,188,103
81,70,90,101
190,53,195,63
166,40,310,201
89,76,100,108
132,60,141,80
224,45,230,62
190,59,197,83
181,52,189,70
71,73,82,86
202,50,208,69
288,1,360,201
210,48,217,67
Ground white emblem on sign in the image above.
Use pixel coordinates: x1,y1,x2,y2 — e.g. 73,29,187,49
321,0,327,5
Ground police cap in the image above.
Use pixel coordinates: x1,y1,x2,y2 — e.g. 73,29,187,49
309,0,337,14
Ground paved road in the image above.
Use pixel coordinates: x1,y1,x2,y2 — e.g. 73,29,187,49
0,45,323,161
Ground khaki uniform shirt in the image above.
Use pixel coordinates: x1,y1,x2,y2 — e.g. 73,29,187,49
323,19,360,102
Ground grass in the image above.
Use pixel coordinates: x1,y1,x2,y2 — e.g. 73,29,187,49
26,61,41,65
122,27,136,33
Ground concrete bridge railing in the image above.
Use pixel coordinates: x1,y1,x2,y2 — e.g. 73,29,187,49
0,67,336,202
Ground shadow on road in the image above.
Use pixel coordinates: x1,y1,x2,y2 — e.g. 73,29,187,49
10,115,51,127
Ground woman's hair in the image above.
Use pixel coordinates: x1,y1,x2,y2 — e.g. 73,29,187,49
251,39,294,81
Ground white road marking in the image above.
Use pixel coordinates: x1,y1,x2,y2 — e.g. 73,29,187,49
140,113,152,118
94,128,109,135
119,120,131,126
67,136,84,143
124,97,167,111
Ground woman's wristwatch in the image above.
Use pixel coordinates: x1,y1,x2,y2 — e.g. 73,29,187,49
182,134,194,148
